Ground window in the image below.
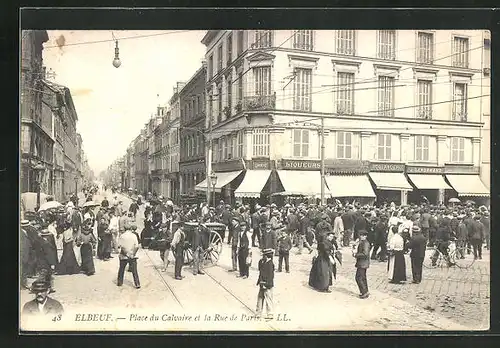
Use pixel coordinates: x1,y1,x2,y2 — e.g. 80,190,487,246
237,71,243,103
452,83,467,121
237,30,244,56
336,30,355,55
213,142,219,162
378,76,395,117
378,30,396,60
417,80,432,119
377,134,392,161
293,30,314,50
293,68,312,111
252,128,270,157
217,45,223,72
217,84,222,123
254,66,272,96
208,54,214,78
415,135,430,161
227,34,233,64
226,77,232,117
450,137,465,163
293,129,310,157
218,138,223,161
452,36,469,68
237,130,244,157
337,132,352,159
336,72,354,115
255,30,272,48
417,32,434,64
229,134,236,159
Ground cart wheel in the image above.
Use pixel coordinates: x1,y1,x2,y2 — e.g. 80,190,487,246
183,248,194,265
203,248,220,266
209,230,223,255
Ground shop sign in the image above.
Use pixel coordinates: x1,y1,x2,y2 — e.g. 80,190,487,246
444,164,480,174
370,162,405,172
250,158,271,170
324,159,370,174
280,159,321,170
212,159,245,172
406,166,444,174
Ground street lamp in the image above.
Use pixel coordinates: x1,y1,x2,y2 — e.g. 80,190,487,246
112,40,121,68
209,172,218,208
32,164,45,211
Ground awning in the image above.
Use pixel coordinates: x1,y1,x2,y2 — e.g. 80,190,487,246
234,170,271,198
325,175,376,198
407,174,452,190
194,171,243,193
446,175,490,197
274,170,330,197
369,172,413,191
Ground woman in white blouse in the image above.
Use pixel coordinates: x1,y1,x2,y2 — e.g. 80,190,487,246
387,228,407,284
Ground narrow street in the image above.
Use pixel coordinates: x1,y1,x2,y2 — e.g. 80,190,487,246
20,191,487,331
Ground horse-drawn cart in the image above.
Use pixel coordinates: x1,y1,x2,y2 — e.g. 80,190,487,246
149,221,226,267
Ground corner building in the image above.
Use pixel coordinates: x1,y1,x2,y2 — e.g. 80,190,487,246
197,30,490,206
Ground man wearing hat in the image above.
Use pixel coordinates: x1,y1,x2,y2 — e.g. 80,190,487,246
117,223,141,289
37,227,58,293
171,220,187,280
228,216,241,272
480,211,490,251
407,226,426,284
22,279,64,317
236,220,252,279
256,248,275,320
469,214,485,260
20,220,34,290
354,230,370,299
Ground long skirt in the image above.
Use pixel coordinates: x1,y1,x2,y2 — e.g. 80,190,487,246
56,241,81,275
308,256,333,291
387,250,407,283
80,244,95,275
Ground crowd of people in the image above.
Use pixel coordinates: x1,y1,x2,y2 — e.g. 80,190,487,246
21,185,490,321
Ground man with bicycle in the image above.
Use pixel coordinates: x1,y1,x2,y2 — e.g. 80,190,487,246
431,219,454,267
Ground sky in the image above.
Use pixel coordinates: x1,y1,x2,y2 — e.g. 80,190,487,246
42,30,206,175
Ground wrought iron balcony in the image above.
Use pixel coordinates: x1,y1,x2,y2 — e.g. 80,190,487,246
243,94,276,111
452,111,468,122
416,107,433,120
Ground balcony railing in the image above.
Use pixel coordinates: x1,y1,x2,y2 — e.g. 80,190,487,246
452,111,467,122
242,94,276,111
416,107,433,120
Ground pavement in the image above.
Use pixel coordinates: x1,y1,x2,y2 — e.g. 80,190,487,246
19,190,489,331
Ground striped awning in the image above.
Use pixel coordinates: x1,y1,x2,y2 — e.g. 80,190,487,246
369,172,413,191
274,170,330,197
407,174,452,190
194,171,243,193
234,170,271,198
325,175,376,198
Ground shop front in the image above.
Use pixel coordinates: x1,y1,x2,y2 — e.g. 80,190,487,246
443,164,490,206
368,162,412,206
180,159,206,205
234,158,274,209
273,159,331,206
194,159,245,206
165,172,179,204
406,166,451,205
324,159,375,206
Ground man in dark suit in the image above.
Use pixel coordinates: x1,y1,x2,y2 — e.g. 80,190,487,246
228,217,241,272
20,220,33,290
171,221,186,280
22,280,64,317
354,230,370,299
71,207,83,237
192,217,207,276
469,215,485,260
38,228,58,293
408,226,426,284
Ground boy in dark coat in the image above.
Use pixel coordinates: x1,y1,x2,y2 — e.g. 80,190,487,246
408,226,427,284
277,229,292,273
256,248,275,320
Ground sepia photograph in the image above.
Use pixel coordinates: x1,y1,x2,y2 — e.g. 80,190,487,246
19,26,491,332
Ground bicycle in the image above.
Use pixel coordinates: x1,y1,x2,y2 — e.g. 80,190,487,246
423,239,475,269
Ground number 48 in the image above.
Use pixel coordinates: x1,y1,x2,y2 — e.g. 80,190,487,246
52,314,62,322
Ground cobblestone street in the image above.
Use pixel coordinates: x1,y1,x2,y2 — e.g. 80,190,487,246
20,192,489,331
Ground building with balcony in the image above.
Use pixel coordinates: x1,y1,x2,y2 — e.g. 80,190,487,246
198,30,489,206
20,30,51,196
179,64,207,204
134,129,149,195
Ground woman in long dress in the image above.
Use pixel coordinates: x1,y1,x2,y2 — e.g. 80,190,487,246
387,228,407,284
77,221,96,276
56,227,81,275
309,232,338,293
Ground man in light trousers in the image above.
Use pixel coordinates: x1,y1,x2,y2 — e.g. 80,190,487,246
256,248,275,320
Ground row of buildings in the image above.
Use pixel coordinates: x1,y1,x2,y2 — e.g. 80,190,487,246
104,30,491,207
20,30,94,204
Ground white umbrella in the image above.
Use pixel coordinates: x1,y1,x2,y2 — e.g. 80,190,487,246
38,201,62,211
448,198,461,203
82,201,100,208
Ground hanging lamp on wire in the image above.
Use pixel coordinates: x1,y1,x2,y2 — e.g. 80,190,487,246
112,32,121,68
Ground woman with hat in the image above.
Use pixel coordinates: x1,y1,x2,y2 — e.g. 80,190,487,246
76,219,96,276
308,231,338,293
55,221,81,276
387,227,407,284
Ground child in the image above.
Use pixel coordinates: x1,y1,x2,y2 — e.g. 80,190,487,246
277,229,292,273
256,248,275,320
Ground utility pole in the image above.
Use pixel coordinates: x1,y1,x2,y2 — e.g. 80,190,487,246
320,115,326,206
206,113,213,206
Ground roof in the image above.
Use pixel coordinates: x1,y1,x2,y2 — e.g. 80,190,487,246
179,64,207,96
42,80,78,122
201,30,221,46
